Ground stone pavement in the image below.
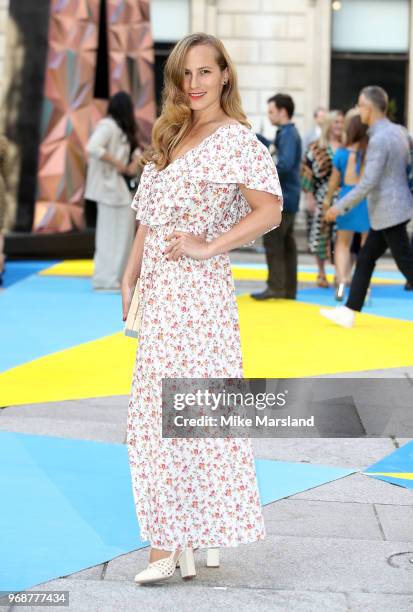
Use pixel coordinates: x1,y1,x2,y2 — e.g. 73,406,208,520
1,251,412,612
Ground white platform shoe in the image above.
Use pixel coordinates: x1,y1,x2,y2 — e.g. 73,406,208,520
134,548,197,585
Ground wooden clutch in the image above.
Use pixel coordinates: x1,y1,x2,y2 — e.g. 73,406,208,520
124,279,141,338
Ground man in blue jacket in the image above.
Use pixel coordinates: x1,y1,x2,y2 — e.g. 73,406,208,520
252,94,302,300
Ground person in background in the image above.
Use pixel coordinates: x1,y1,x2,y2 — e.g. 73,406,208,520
302,107,327,248
321,85,413,328
0,134,10,286
301,110,344,287
252,93,301,300
302,106,327,154
322,110,370,300
85,91,142,291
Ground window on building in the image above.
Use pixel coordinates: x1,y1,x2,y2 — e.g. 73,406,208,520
151,0,190,111
330,0,409,123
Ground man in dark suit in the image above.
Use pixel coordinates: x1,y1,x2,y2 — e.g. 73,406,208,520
252,94,302,300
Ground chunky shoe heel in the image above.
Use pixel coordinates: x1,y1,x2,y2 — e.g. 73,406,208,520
176,546,220,569
206,547,220,567
175,546,197,568
179,548,196,579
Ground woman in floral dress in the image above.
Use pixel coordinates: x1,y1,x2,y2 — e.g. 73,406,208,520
121,33,283,585
301,111,344,287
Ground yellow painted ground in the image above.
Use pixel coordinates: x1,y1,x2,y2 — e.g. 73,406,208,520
1,297,413,406
40,260,403,285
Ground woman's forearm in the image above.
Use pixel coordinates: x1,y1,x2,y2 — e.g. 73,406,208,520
122,222,148,285
100,152,128,174
324,169,340,206
207,201,281,257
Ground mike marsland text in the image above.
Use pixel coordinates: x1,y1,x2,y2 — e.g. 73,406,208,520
173,414,315,428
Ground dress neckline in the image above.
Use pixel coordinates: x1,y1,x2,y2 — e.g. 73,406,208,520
161,122,243,172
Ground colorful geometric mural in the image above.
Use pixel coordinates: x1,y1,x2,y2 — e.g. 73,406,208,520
33,0,155,233
106,0,156,144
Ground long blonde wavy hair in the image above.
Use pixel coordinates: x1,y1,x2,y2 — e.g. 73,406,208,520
144,33,250,170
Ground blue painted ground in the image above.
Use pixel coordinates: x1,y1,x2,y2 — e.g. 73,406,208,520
0,431,356,593
0,431,143,593
1,260,59,288
1,264,411,374
297,285,413,322
0,275,123,372
363,440,413,491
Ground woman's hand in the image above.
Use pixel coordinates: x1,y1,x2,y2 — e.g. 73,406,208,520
164,231,211,261
322,197,330,211
305,192,317,214
121,279,136,321
101,152,128,174
114,159,128,175
321,198,330,220
324,205,340,223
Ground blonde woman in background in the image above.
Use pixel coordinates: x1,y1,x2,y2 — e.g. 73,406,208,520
121,33,282,585
301,111,344,287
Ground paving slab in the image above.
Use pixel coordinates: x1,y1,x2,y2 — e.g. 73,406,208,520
10,578,351,612
251,436,397,468
261,499,383,540
101,535,413,594
0,415,124,443
374,504,413,542
292,471,413,505
0,398,129,442
347,593,413,612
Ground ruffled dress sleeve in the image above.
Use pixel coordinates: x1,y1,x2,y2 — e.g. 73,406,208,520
192,125,283,240
130,161,156,223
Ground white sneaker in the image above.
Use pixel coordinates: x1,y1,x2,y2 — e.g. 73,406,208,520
320,305,355,328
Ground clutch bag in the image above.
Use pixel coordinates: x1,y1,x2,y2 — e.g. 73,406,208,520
124,279,141,338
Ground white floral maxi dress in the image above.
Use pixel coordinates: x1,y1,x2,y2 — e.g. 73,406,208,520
126,123,283,550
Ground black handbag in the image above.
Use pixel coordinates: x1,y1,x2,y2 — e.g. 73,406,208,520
122,154,143,192
122,173,139,191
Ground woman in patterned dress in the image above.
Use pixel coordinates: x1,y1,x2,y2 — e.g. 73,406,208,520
121,33,283,585
301,111,344,287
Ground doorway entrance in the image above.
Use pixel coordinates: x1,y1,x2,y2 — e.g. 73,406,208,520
330,52,408,124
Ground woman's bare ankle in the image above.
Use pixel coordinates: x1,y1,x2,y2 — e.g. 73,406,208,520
149,547,181,563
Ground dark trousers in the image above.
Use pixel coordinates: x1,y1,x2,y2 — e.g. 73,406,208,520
263,211,297,298
346,220,413,311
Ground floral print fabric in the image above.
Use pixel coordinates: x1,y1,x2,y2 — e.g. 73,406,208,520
126,123,283,551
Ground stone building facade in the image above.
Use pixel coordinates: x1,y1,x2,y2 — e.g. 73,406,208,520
189,0,413,139
1,0,413,139
191,0,331,139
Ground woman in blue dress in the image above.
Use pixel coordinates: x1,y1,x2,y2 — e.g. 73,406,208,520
323,111,370,300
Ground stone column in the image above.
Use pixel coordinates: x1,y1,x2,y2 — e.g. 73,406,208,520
408,0,413,131
194,0,331,140
0,0,9,100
